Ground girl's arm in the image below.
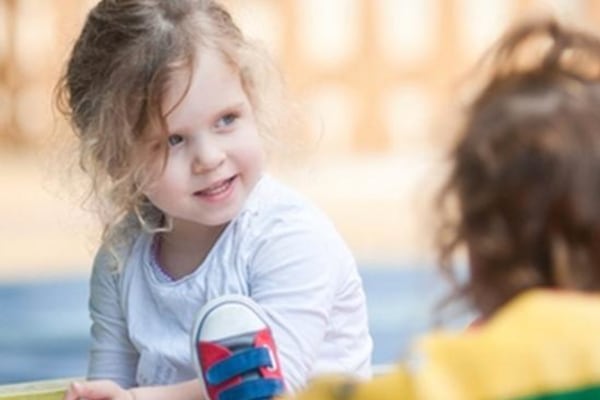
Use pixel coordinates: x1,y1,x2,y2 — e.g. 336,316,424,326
87,248,139,387
63,379,202,400
247,210,370,391
68,250,204,400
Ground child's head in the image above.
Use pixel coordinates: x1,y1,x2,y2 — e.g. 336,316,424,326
438,18,600,318
56,0,284,252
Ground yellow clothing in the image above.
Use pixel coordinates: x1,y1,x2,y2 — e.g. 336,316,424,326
293,290,600,400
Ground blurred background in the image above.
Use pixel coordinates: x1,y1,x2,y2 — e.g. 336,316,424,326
1,0,600,384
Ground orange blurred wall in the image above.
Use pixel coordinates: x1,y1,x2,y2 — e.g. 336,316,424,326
1,0,600,277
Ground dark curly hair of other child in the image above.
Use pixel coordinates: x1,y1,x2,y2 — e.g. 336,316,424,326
437,17,600,319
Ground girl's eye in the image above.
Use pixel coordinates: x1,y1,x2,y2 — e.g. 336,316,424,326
167,134,183,146
216,112,239,129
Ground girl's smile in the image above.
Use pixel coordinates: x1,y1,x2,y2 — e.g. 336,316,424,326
193,175,238,202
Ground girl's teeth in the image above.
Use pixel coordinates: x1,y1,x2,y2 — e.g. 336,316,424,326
202,180,229,195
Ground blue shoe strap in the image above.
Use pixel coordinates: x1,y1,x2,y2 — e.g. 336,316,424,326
207,347,273,385
219,378,284,400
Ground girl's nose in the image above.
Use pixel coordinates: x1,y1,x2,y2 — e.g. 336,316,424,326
191,140,225,174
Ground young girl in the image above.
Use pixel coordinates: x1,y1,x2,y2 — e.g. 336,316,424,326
57,0,372,398
294,17,600,400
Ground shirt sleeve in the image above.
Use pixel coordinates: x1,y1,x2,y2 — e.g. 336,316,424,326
87,247,139,388
247,212,347,392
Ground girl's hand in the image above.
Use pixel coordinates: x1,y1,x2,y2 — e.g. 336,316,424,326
63,380,134,400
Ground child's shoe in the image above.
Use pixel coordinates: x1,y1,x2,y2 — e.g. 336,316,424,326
191,295,285,400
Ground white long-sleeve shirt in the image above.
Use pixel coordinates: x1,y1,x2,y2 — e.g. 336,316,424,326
87,175,372,392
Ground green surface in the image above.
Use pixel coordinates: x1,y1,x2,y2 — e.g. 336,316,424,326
515,385,600,400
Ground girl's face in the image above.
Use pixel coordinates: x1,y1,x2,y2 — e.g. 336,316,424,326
142,48,265,230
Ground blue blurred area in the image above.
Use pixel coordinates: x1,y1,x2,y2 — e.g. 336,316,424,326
0,266,469,384
0,278,90,383
361,265,457,363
